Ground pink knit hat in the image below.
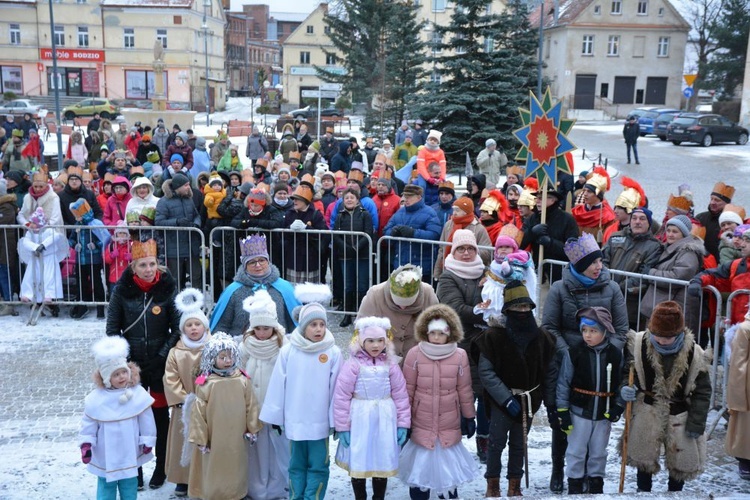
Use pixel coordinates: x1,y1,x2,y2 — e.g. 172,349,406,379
355,317,391,345
494,235,518,252
451,229,478,255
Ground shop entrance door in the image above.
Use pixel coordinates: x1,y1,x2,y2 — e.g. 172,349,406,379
66,69,82,96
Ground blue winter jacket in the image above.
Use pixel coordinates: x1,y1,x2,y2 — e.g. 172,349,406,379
431,196,455,228
330,141,351,174
383,199,442,271
413,176,441,207
69,220,105,266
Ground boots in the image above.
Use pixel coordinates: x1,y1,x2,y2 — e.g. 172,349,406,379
476,435,489,464
0,304,17,316
549,467,564,494
96,305,105,318
339,292,355,327
137,467,144,491
587,476,603,494
149,406,170,489
507,477,523,497
351,478,367,500
549,428,566,493
372,477,388,500
636,470,652,492
667,476,684,492
567,478,585,495
484,477,500,498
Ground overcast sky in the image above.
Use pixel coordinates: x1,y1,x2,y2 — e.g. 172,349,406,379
230,0,318,14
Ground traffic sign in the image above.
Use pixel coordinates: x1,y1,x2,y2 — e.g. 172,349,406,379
684,74,697,87
683,87,694,98
320,83,343,92
301,90,339,99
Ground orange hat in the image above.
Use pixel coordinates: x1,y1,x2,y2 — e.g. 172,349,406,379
291,174,315,204
131,239,158,260
506,165,525,179
711,182,735,203
255,158,269,168
288,151,301,161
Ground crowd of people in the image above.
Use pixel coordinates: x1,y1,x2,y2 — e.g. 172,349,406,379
0,114,748,499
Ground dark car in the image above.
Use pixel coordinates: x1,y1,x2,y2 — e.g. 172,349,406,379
666,113,749,147
638,108,680,136
654,111,682,141
288,105,342,120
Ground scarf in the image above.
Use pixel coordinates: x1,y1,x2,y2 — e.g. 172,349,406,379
29,185,50,200
425,142,440,152
133,270,161,293
650,332,685,356
243,335,281,360
212,366,237,377
289,328,335,353
445,213,475,258
418,341,457,360
245,267,272,283
505,310,541,353
181,332,208,349
444,254,485,279
569,265,596,288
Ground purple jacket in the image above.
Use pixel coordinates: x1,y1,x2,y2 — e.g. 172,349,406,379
333,349,411,431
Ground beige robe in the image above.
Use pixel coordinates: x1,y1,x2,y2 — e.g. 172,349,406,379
189,370,262,500
163,339,205,485
726,322,750,460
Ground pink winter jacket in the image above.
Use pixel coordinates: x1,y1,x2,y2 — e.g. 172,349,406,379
402,344,475,449
333,350,411,431
104,193,132,226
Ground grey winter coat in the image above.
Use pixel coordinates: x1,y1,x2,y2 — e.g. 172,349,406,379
154,179,202,258
542,266,629,352
245,133,268,161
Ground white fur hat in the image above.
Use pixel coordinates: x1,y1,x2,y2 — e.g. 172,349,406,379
293,282,332,333
92,336,130,389
175,288,209,332
355,316,391,345
243,289,281,330
199,332,239,376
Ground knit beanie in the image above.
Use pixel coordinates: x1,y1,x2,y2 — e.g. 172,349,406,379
175,288,209,333
243,289,281,330
630,207,653,227
92,336,130,389
494,235,519,252
576,306,614,335
667,214,692,237
735,224,750,238
502,280,536,313
292,282,332,334
648,300,685,338
719,210,743,226
389,264,422,307
452,196,474,215
170,153,184,164
170,172,190,191
451,229,478,255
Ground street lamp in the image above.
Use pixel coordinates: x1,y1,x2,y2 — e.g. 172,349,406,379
202,0,211,127
48,0,64,168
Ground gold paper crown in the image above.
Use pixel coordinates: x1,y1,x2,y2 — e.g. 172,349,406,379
712,182,735,202
32,170,48,183
378,169,393,181
506,166,525,179
438,180,454,191
564,233,600,265
348,168,365,183
131,239,158,260
67,166,84,178
667,193,693,213
255,158,268,168
518,189,536,207
288,151,301,160
70,199,92,219
724,204,747,221
292,174,315,203
242,169,254,184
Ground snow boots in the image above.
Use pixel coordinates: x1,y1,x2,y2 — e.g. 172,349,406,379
567,477,585,494
476,435,489,464
588,476,604,494
485,477,500,498
372,477,387,500
507,477,523,497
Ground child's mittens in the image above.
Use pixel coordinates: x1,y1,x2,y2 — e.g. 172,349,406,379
243,432,258,445
75,243,82,252
604,405,624,423
123,251,132,262
34,244,45,256
557,409,573,435
338,431,351,448
141,445,152,455
87,242,97,250
499,261,512,278
460,417,476,439
110,248,119,259
397,428,408,446
198,445,210,454
80,443,92,464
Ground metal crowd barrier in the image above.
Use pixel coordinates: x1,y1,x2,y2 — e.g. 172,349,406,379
0,224,206,323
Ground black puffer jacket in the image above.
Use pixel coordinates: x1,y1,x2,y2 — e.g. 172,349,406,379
58,185,103,226
106,267,180,391
333,203,373,259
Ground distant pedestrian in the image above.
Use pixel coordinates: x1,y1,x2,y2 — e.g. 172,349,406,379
623,116,640,165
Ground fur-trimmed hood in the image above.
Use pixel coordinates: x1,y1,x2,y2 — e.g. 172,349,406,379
161,178,175,199
414,304,464,344
93,361,141,388
0,193,17,206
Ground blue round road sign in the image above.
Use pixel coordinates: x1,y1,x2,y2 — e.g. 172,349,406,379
683,87,694,98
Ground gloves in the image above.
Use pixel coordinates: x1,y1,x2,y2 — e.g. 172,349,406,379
499,260,512,277
80,443,92,464
686,430,702,439
687,281,703,298
75,243,82,252
397,427,408,446
110,248,119,259
141,445,152,455
620,385,637,402
272,424,283,436
538,235,552,247
547,409,560,429
461,417,476,439
558,409,573,435
503,396,521,418
123,252,132,262
399,226,415,238
604,405,624,423
87,242,97,250
34,244,45,256
390,226,403,237
289,219,307,231
177,218,194,227
198,445,210,454
339,431,350,448
531,223,548,238
243,432,258,445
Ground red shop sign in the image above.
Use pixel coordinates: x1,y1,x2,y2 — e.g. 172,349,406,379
39,48,106,62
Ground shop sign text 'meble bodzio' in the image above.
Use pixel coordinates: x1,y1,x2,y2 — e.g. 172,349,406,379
39,48,106,62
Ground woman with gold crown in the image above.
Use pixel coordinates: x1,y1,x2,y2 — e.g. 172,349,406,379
106,238,180,491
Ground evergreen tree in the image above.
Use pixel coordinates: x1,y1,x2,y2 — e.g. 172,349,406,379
317,0,426,138
702,0,749,99
416,0,538,167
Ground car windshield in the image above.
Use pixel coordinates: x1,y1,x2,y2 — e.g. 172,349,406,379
643,111,659,119
673,117,697,126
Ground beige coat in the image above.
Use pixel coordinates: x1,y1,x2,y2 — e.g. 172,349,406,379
726,322,750,460
189,371,262,500
163,339,206,485
433,218,492,280
357,281,438,357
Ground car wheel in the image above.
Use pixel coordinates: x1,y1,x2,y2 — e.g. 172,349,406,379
64,111,76,120
294,114,305,120
100,112,111,119
702,134,713,147
671,140,681,145
659,136,666,141
738,133,748,145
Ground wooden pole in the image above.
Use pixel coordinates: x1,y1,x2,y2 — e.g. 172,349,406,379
537,177,548,290
619,364,635,493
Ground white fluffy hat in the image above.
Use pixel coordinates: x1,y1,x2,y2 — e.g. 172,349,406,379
92,336,130,389
293,283,332,333
354,316,391,345
198,332,239,377
175,288,209,333
243,289,281,330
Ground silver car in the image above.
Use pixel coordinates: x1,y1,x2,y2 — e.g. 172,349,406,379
0,99,42,116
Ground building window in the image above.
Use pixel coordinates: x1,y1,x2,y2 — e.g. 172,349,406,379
637,0,648,14
432,0,446,12
430,70,441,84
124,28,134,48
326,53,336,65
455,33,466,54
431,31,442,53
306,25,314,34
125,70,167,99
611,0,621,14
658,7,664,15
324,25,331,34
54,25,65,46
593,5,601,14
0,66,23,93
607,35,620,56
484,36,494,53
78,26,88,47
157,29,167,49
582,35,594,55
9,24,20,45
600,83,609,98
300,51,310,64
658,36,670,57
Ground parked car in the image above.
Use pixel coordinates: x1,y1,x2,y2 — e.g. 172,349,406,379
653,111,682,141
666,113,749,147
0,99,42,116
62,98,119,120
638,108,680,136
288,105,342,120
626,106,660,121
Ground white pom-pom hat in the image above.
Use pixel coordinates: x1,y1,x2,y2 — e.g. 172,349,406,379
92,336,130,389
354,316,391,345
243,289,281,330
175,288,209,332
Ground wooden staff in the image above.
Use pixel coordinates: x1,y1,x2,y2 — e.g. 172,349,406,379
619,364,635,493
537,177,548,295
521,396,529,489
